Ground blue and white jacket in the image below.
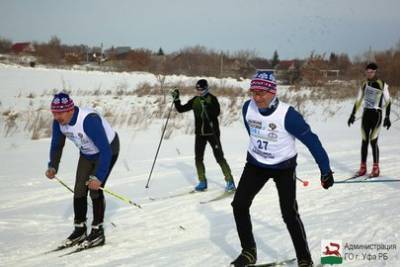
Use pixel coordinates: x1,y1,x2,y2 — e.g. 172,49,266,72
48,107,115,182
243,98,331,175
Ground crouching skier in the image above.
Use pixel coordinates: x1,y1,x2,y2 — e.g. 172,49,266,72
230,71,334,267
45,93,119,249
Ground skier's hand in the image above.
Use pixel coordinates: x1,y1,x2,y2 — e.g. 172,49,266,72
347,114,355,127
87,175,102,190
170,88,180,102
321,170,334,189
45,167,56,179
383,117,391,130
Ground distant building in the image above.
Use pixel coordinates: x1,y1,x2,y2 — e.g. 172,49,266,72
11,42,35,54
104,46,131,60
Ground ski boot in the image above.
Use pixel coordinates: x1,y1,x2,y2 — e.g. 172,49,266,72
79,224,105,249
61,222,87,247
225,179,236,192
298,259,314,267
356,162,367,176
195,179,207,192
231,247,257,267
369,163,380,178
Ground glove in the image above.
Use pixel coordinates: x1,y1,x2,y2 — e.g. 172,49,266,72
347,114,355,127
86,175,102,190
321,170,334,189
170,89,180,102
383,117,391,130
45,167,56,179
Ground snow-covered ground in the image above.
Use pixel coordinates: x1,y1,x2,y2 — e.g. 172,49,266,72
0,64,399,266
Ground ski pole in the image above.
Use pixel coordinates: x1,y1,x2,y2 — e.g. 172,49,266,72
145,99,175,188
55,176,74,193
54,176,117,227
335,179,400,184
100,187,142,209
296,177,309,187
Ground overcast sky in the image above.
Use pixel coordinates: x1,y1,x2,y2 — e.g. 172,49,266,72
1,0,399,59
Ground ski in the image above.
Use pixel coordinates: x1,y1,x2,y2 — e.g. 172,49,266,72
148,189,198,201
20,244,78,261
335,178,400,184
343,174,365,181
200,191,234,204
59,244,104,257
248,258,296,266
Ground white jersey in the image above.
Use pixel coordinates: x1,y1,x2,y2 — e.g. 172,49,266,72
59,108,116,155
245,100,297,165
354,80,391,112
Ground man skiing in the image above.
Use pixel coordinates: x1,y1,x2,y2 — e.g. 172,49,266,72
45,93,119,249
170,79,235,192
347,62,392,178
230,71,334,267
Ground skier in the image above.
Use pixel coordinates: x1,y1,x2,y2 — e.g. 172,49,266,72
45,93,119,249
347,62,391,178
230,71,334,267
170,79,235,192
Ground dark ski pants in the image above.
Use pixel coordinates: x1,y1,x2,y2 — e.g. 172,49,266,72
73,134,119,226
194,134,233,182
231,162,312,262
361,109,382,164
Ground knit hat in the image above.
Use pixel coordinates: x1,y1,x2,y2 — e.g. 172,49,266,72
250,70,277,94
51,93,74,113
366,62,378,70
196,79,208,91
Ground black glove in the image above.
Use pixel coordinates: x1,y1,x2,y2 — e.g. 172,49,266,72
321,170,334,189
383,117,391,130
170,89,180,102
347,114,355,127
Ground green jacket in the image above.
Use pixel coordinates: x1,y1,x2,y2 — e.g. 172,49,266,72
174,93,220,136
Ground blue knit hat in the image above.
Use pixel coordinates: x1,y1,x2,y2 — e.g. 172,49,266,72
250,70,277,94
51,93,74,113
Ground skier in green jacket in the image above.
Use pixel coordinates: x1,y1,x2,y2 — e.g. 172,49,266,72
171,79,235,192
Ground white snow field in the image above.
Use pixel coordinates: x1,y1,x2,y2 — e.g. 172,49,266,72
0,64,399,266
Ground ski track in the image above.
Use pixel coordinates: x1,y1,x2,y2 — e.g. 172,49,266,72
1,65,399,266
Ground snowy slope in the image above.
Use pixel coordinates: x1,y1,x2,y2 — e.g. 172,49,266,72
0,65,399,267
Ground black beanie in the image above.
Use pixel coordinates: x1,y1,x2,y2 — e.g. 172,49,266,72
196,79,208,90
366,62,378,70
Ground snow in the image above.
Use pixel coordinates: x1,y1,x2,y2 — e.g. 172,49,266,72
0,64,399,266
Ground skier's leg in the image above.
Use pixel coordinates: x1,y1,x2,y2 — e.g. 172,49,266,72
274,168,312,262
195,135,207,181
207,135,233,181
360,112,370,164
370,111,382,164
74,156,94,224
90,135,120,226
231,163,269,250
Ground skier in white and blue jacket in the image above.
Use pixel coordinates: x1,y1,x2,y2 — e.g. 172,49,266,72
231,71,334,267
45,93,119,250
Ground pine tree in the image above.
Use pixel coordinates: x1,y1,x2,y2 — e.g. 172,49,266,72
271,50,280,68
157,47,165,56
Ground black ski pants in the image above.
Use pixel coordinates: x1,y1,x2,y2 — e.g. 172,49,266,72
231,162,311,261
194,134,233,181
73,134,119,226
361,109,382,164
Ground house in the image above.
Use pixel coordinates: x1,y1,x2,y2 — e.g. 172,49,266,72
104,46,131,60
11,42,35,54
274,60,302,84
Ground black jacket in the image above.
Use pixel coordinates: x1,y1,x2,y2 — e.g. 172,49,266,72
174,93,220,136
